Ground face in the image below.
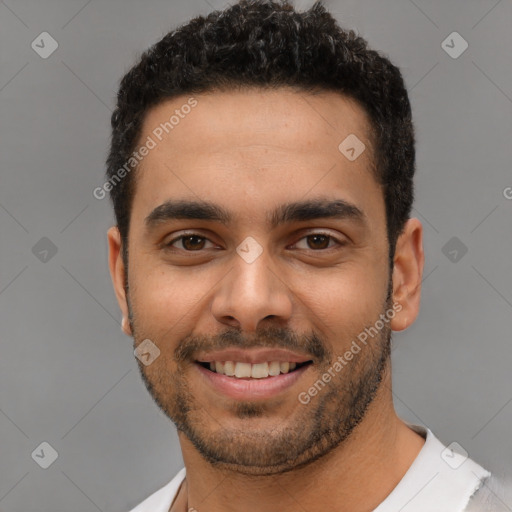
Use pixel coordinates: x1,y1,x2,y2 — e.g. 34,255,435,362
108,88,422,475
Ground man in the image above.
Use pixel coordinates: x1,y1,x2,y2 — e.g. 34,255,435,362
105,1,493,510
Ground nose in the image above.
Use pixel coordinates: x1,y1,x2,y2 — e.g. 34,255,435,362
210,248,293,332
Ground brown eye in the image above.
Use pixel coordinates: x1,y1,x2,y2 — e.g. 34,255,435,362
292,232,342,251
165,233,216,251
306,234,331,250
181,235,206,250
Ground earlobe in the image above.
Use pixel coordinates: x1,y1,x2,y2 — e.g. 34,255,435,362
389,218,424,332
121,316,132,336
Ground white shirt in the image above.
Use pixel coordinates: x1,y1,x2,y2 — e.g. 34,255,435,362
129,424,491,512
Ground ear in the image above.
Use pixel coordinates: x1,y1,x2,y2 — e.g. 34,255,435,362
107,226,132,336
390,218,424,332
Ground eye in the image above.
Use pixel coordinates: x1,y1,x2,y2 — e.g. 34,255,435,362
291,232,345,251
165,233,217,251
163,231,345,253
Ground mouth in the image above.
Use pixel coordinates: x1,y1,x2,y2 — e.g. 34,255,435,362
196,360,313,379
194,359,314,400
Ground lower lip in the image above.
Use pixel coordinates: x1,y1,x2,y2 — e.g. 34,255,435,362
195,363,311,400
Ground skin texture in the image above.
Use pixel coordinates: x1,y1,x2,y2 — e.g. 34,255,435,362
108,88,426,512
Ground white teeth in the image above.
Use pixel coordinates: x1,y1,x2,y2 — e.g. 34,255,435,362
205,360,306,378
268,361,281,376
251,362,269,379
223,361,235,376
234,362,252,378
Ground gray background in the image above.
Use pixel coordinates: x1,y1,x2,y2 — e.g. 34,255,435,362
1,0,511,510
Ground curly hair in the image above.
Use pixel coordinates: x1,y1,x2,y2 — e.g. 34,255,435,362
106,0,415,267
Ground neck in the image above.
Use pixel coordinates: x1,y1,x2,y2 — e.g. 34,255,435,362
172,375,425,512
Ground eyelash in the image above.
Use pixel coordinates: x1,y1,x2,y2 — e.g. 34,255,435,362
164,231,346,252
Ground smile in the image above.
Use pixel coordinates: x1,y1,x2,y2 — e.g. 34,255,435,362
195,359,313,400
197,360,312,379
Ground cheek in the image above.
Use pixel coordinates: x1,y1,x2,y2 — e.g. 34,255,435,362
290,261,387,336
128,261,203,337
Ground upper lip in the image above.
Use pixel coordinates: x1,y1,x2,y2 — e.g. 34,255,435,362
195,348,313,365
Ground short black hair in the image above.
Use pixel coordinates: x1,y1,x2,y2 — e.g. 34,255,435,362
106,0,415,267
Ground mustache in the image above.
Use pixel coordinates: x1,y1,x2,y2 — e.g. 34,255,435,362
174,325,329,364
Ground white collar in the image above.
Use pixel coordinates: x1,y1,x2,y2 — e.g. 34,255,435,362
130,423,490,512
373,423,490,511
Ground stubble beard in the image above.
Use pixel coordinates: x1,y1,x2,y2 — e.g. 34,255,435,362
128,293,393,476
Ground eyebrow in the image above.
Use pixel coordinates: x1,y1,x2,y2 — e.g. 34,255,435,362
144,198,367,232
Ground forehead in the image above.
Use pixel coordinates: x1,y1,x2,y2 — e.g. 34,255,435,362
140,87,373,159
132,88,382,228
